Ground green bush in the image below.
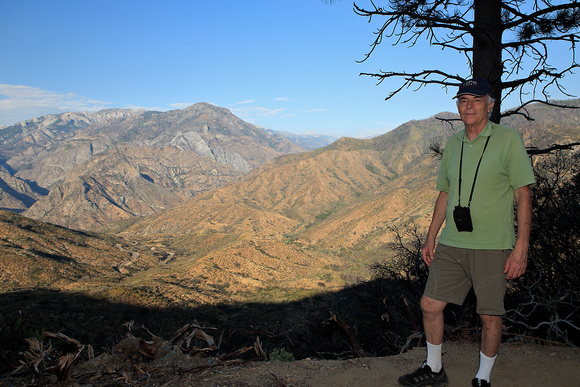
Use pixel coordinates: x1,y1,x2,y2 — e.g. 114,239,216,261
266,347,295,362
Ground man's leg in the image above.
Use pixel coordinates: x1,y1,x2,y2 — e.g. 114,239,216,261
471,248,511,386
480,314,502,357
398,244,465,386
421,295,447,372
398,295,450,386
475,314,502,383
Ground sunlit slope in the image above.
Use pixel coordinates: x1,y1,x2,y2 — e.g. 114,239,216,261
0,209,159,292
118,115,454,251
3,101,578,306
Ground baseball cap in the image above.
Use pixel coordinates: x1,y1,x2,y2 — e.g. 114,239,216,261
454,78,492,98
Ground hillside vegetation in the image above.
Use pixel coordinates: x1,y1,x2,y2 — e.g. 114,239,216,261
0,100,579,384
2,100,579,308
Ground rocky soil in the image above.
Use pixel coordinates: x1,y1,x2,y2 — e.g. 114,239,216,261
180,342,579,387
4,335,578,386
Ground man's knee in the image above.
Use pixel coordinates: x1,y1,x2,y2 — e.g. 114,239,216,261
479,314,502,328
421,295,447,315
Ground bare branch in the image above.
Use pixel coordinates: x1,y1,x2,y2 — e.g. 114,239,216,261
354,1,474,63
359,69,464,100
501,2,580,30
526,142,580,156
501,98,580,121
502,33,579,49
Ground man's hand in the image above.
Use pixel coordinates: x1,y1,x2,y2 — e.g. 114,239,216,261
504,246,528,279
422,191,448,267
422,239,436,267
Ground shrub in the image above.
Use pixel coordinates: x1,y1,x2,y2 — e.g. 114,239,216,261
266,347,295,362
504,151,580,345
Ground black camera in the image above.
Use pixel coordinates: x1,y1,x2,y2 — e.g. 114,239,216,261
453,206,473,232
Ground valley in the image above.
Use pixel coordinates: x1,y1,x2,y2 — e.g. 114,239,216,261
1,100,579,373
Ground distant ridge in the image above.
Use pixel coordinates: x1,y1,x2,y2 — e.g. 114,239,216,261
264,128,338,150
0,103,305,229
1,99,579,234
0,99,578,327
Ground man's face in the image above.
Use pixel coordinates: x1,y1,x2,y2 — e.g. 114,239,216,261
457,94,494,129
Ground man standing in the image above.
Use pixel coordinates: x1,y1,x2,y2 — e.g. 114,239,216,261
398,78,535,387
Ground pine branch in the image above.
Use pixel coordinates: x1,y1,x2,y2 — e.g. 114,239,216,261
526,142,580,156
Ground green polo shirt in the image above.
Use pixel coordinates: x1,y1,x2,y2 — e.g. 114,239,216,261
436,121,535,249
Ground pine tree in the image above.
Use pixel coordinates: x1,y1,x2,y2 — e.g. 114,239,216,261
355,0,580,124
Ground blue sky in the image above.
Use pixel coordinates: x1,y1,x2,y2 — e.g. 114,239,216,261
1,0,579,138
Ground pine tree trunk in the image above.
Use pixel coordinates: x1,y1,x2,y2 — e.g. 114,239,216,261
473,0,503,123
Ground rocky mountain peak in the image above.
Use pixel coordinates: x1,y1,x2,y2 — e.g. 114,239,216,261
0,103,306,228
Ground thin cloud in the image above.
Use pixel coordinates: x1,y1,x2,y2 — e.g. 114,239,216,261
231,106,288,118
0,84,111,126
169,102,220,110
275,97,292,101
125,104,166,112
237,100,255,104
169,102,194,109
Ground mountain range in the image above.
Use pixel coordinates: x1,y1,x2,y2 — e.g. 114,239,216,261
0,100,579,355
0,103,310,228
0,100,580,282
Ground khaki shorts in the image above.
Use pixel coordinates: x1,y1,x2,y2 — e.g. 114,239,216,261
424,244,511,315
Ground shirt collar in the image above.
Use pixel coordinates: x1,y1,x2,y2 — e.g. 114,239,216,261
461,121,493,142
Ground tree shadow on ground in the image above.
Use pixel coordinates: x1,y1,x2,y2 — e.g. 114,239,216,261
0,279,475,375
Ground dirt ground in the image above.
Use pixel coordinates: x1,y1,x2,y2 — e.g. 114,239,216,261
4,340,578,386
157,342,577,387
112,341,579,387
164,342,579,387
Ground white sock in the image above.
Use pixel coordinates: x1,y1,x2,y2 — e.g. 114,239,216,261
475,351,497,382
426,341,442,372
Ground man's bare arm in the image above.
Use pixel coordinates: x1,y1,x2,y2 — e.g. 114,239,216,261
505,185,533,279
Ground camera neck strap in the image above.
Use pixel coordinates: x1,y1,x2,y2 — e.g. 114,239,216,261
458,134,491,207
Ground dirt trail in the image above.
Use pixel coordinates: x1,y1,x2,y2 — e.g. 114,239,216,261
5,340,577,386
165,342,579,387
